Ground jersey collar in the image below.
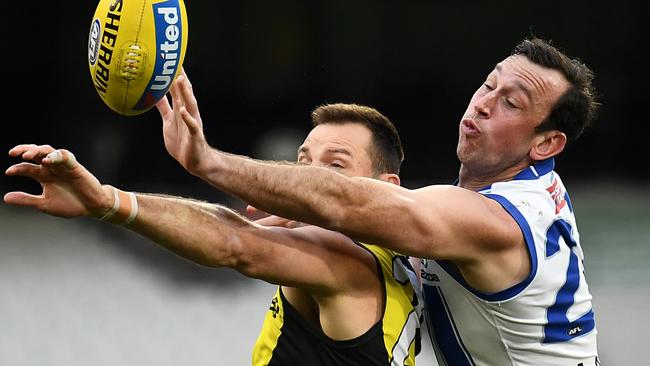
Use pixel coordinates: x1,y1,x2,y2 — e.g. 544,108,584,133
454,158,556,191
511,158,555,181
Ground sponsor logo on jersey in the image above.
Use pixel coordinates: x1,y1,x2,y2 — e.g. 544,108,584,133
92,0,123,98
420,259,440,282
421,271,440,282
546,175,567,214
134,0,183,110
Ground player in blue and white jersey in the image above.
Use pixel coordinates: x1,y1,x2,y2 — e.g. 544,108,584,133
152,36,600,365
420,158,597,365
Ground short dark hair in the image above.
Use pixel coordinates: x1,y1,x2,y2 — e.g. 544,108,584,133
512,37,600,144
311,103,404,174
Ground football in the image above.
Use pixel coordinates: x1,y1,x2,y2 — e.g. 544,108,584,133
87,0,188,116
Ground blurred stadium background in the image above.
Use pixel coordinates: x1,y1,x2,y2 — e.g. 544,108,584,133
1,0,647,365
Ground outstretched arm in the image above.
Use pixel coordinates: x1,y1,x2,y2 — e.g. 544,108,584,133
156,74,520,262
183,156,517,263
4,145,378,292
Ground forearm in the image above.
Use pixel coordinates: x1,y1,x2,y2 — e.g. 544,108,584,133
188,149,423,253
191,149,373,232
105,189,367,288
111,189,246,267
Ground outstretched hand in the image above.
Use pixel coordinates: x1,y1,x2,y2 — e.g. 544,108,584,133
4,144,112,218
156,68,210,174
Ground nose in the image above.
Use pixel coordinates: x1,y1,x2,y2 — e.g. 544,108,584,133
474,92,495,118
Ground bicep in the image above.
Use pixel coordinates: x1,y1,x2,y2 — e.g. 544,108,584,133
338,184,520,262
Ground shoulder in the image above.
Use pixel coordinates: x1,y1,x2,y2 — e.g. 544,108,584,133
481,170,566,222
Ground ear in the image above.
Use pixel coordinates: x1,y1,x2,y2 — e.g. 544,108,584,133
377,173,401,186
530,131,567,161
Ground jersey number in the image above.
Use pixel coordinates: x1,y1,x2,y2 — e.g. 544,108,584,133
543,219,595,343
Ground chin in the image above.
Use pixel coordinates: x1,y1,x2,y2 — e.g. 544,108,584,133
456,145,473,164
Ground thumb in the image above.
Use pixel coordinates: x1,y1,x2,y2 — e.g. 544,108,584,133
4,191,42,208
156,94,172,118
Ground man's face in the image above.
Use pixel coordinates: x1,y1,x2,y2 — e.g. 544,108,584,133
457,55,570,175
297,122,376,178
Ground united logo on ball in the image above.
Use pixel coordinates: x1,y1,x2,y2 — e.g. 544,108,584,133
87,0,188,116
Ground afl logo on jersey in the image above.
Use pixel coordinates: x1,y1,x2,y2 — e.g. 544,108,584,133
567,325,583,336
88,19,102,66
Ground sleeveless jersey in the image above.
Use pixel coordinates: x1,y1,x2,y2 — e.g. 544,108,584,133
252,243,422,366
421,158,598,366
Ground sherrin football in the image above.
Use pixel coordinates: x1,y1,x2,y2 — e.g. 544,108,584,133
87,0,188,116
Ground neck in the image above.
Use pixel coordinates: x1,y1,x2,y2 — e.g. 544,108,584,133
457,160,533,191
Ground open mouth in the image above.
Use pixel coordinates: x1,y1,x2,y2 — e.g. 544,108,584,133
461,119,480,136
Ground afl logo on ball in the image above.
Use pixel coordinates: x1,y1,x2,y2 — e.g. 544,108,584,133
88,19,102,66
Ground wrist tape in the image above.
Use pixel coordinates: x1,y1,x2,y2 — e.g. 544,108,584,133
99,187,139,225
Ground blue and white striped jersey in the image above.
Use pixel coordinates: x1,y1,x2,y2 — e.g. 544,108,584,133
421,158,598,366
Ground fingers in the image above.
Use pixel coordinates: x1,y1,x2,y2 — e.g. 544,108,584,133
169,73,198,113
8,144,38,157
164,69,200,131
6,149,79,179
42,149,78,170
253,214,300,228
156,94,172,117
7,146,79,175
254,215,289,227
9,144,55,163
246,205,268,218
246,205,258,216
179,73,199,116
180,107,200,135
5,162,41,179
169,74,184,112
3,191,43,208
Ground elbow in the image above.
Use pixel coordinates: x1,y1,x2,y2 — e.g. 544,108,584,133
195,235,246,270
220,236,263,278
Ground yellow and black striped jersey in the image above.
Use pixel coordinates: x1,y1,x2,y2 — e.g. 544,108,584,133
252,243,422,366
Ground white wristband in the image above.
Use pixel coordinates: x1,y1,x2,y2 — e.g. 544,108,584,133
99,187,120,221
99,187,138,225
124,191,139,225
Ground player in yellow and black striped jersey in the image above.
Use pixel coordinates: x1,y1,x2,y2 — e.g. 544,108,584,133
7,101,425,365
253,243,421,365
